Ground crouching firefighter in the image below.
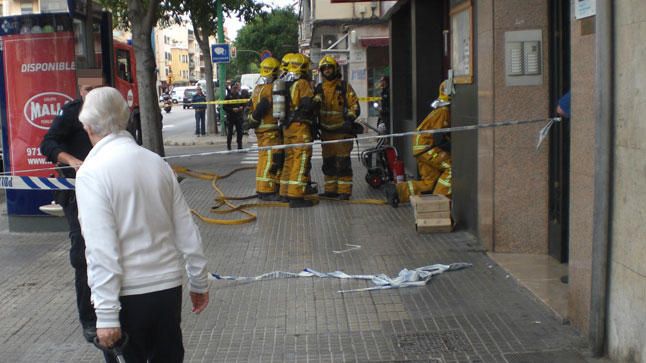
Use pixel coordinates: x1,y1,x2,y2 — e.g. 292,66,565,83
245,56,284,201
276,53,317,208
314,55,361,200
385,80,454,207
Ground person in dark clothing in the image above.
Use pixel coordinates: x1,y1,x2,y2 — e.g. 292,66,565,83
192,87,207,136
39,84,102,347
223,82,245,150
378,76,390,135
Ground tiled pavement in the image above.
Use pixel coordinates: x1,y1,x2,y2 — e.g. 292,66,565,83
0,143,593,362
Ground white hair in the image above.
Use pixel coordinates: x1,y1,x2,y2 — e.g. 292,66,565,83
78,87,130,137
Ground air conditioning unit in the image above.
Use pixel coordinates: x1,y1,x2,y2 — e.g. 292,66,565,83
321,34,347,51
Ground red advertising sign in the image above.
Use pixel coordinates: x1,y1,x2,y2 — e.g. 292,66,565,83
3,33,77,176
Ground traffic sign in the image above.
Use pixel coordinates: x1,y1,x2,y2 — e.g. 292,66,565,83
211,43,230,63
260,50,272,60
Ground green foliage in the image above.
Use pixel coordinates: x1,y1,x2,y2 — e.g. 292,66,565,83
233,7,299,77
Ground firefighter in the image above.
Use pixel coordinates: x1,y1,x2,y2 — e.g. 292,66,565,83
314,55,360,200
278,53,317,208
385,80,453,207
245,56,283,201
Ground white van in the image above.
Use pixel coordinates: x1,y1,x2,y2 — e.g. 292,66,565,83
170,86,192,104
195,79,219,90
240,73,260,93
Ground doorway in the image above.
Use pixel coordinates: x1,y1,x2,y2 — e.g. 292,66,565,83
548,0,571,263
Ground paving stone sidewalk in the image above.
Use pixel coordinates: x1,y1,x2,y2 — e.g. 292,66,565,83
0,144,595,362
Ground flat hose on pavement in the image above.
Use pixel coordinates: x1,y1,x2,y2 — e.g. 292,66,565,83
172,165,387,225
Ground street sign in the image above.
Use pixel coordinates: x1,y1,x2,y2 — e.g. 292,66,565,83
211,43,230,63
260,50,272,60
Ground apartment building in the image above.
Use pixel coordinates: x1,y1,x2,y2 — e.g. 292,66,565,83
299,0,397,122
360,0,643,361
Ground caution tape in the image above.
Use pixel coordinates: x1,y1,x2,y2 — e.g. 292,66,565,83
192,96,381,106
358,96,382,102
210,262,472,293
0,175,75,190
0,116,561,184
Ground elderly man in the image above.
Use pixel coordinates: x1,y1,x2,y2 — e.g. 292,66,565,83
75,87,209,361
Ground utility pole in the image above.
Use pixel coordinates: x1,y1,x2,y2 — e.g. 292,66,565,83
217,0,227,135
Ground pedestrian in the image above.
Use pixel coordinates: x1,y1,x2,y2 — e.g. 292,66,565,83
385,80,453,207
223,82,245,150
246,56,284,201
378,75,390,134
314,55,361,200
40,83,101,346
278,53,317,208
557,91,571,118
75,87,209,361
192,86,207,136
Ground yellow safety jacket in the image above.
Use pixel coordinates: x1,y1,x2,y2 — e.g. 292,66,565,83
412,106,450,159
289,78,315,124
249,83,279,133
316,79,360,131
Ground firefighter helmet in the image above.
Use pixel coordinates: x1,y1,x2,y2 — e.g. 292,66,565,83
259,57,280,78
286,53,310,78
318,55,338,80
280,53,293,74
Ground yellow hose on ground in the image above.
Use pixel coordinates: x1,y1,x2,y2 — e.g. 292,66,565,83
172,165,387,225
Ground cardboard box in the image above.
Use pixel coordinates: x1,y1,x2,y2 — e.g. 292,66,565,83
416,218,453,233
410,194,450,213
415,210,451,220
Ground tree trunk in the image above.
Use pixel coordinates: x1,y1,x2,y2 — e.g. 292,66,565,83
128,0,164,156
192,20,218,135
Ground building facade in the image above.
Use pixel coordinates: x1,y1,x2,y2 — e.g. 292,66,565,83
299,0,397,122
315,0,645,361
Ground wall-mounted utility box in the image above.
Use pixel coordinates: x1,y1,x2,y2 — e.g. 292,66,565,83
504,29,543,86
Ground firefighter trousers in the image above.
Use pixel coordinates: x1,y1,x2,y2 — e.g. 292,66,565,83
279,122,312,198
321,131,354,195
396,147,452,202
256,131,283,194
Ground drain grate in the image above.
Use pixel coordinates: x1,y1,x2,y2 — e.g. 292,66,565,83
393,330,473,354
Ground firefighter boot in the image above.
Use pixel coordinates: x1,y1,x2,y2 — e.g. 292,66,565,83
384,183,399,208
337,194,351,200
319,191,339,198
258,193,282,201
289,198,314,208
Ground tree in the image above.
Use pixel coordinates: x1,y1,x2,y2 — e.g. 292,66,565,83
182,0,262,134
234,7,299,74
102,0,165,156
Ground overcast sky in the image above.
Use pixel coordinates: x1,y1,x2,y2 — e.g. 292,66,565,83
225,0,298,40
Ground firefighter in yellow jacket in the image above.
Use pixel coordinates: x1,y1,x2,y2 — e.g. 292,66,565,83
245,56,283,201
385,81,453,207
278,53,317,208
315,56,360,200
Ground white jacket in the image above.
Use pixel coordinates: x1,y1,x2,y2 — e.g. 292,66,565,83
76,131,208,328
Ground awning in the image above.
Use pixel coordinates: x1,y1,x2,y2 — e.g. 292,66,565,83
360,37,389,47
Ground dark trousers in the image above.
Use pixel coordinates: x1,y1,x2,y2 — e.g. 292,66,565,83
194,110,206,135
107,286,184,363
61,192,96,328
226,116,243,149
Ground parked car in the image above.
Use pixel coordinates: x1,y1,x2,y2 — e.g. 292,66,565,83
182,87,199,109
170,86,192,104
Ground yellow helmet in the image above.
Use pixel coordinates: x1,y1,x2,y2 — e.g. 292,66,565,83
259,57,280,78
438,81,451,102
318,55,338,80
280,53,293,74
286,53,310,77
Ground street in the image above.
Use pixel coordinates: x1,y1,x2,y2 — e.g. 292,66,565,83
162,104,202,139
